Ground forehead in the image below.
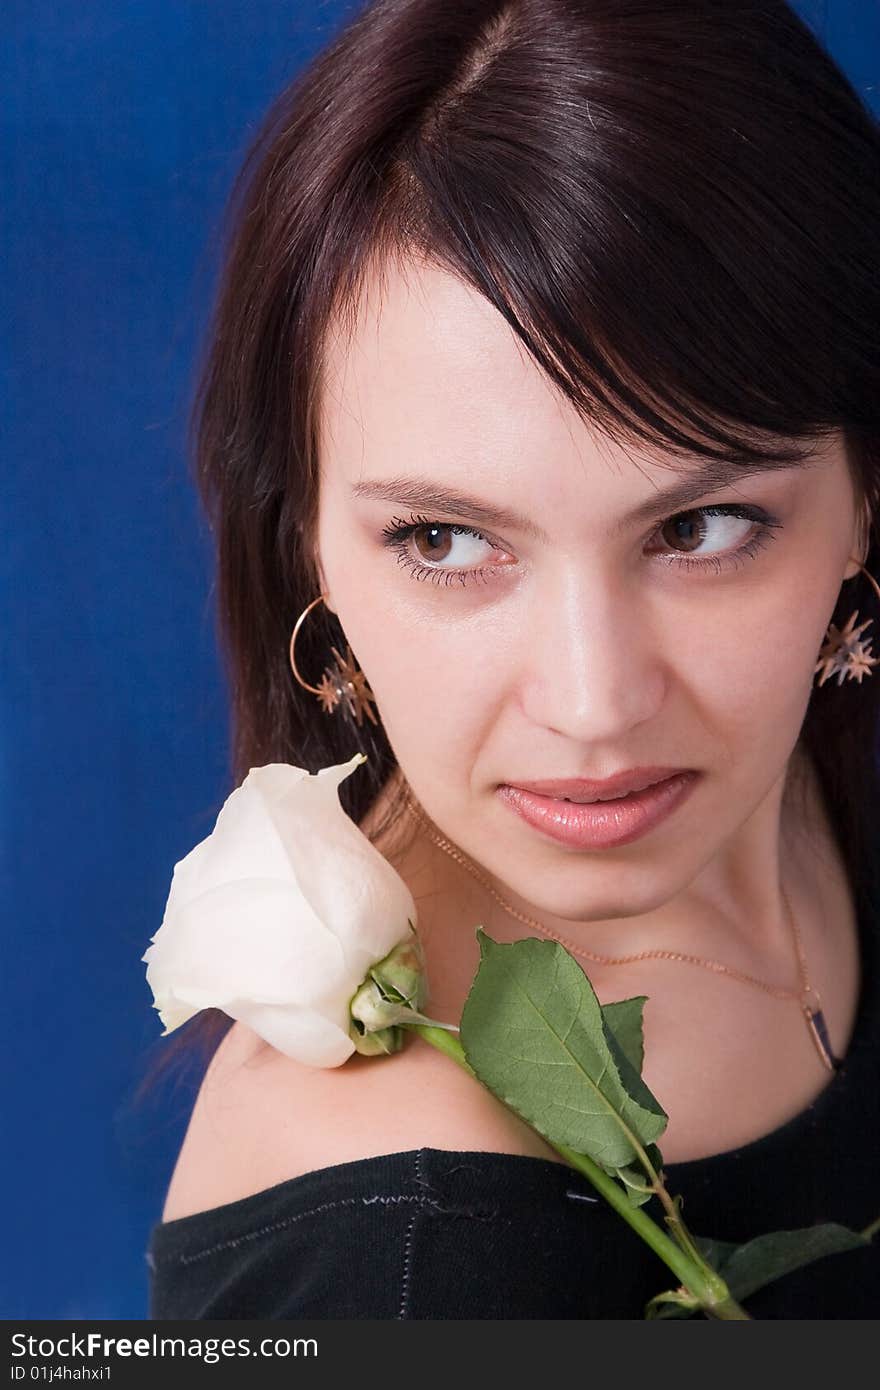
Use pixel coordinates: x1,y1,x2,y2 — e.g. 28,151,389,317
317,253,602,478
316,252,841,518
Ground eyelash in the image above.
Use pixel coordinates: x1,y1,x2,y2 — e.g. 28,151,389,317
379,505,783,588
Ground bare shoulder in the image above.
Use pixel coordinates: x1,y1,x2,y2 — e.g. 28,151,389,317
160,1019,564,1223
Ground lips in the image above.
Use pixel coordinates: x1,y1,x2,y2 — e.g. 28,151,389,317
502,767,689,803
497,771,700,850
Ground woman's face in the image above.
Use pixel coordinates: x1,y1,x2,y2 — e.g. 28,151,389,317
313,254,864,923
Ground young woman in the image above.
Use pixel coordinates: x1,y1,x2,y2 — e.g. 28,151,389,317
145,0,880,1317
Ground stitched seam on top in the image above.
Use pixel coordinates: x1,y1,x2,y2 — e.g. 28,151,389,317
160,1191,445,1267
397,1150,423,1319
397,1212,418,1319
169,1197,362,1265
362,1194,442,1207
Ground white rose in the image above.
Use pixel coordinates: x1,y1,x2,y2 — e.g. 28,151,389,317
141,753,421,1068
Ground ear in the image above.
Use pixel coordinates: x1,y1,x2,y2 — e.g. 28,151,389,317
311,549,337,614
843,497,873,578
317,570,337,614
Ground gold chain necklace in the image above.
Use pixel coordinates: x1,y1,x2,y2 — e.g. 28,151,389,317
402,792,841,1073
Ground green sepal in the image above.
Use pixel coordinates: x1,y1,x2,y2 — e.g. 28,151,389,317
612,1143,665,1208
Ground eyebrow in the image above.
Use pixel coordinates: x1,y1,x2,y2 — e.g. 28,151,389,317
350,458,800,542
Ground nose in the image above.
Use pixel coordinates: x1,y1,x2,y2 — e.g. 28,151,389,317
517,570,666,743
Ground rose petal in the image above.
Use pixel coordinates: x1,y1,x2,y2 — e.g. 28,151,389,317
260,761,418,973
230,1000,355,1068
144,878,349,1008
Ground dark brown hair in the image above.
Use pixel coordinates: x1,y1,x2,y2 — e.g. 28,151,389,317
141,0,880,1095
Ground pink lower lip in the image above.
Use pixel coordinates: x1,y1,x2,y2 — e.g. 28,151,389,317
497,772,700,849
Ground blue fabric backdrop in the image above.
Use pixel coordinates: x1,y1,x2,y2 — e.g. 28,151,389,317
3,0,877,1320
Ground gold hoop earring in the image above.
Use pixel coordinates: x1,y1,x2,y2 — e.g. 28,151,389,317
289,593,379,727
814,557,880,687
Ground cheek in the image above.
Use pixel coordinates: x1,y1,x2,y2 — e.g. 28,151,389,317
683,582,829,759
336,597,494,759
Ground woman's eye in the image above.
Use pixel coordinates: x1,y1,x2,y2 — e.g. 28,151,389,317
379,504,782,588
649,505,782,573
379,513,503,587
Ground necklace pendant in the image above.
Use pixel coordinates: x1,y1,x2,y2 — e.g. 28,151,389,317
803,1003,841,1073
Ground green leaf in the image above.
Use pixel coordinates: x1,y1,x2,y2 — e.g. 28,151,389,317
694,1223,872,1303
460,930,667,1170
602,1014,667,1135
651,1222,873,1317
602,997,666,1203
601,996,648,1074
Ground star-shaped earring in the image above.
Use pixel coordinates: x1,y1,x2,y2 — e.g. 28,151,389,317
315,644,379,726
814,610,879,687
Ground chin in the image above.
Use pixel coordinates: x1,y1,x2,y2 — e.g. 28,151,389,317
494,861,677,926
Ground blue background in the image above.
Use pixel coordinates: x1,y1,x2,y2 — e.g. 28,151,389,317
3,0,877,1321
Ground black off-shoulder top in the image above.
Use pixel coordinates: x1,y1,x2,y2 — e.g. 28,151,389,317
146,840,880,1320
